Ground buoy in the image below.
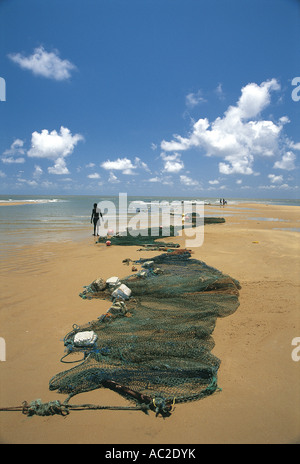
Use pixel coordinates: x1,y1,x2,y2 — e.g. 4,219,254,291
106,240,112,247
107,229,114,236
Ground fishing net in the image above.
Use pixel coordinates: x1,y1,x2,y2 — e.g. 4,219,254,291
49,250,240,416
97,217,225,247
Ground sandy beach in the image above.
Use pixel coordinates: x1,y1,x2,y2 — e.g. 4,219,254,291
0,202,299,444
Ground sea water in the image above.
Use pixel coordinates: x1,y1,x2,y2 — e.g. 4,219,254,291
0,195,299,256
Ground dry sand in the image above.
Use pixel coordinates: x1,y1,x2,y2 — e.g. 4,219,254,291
0,203,299,444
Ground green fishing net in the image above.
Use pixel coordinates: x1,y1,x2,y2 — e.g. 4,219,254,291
49,251,240,416
97,218,225,247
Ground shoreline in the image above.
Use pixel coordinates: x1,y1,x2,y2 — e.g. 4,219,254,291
0,202,299,444
0,198,299,207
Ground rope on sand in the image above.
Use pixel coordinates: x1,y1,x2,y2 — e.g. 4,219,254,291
0,399,151,417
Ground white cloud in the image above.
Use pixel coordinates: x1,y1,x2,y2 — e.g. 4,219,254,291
33,165,43,178
273,151,296,171
27,126,83,175
108,172,120,183
237,79,280,118
134,157,150,172
8,46,76,81
208,179,219,185
101,157,135,171
17,178,38,187
1,156,25,164
180,175,200,187
259,183,297,191
146,175,174,185
3,139,25,155
290,142,300,151
2,139,26,164
101,157,149,175
268,174,283,184
48,158,69,175
161,152,184,173
279,116,290,125
147,176,160,183
161,176,174,186
41,180,55,188
161,79,290,175
215,83,225,100
186,90,206,108
0,170,6,178
87,173,101,179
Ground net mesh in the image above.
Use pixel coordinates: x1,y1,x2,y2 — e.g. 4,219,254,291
97,218,225,247
49,251,240,412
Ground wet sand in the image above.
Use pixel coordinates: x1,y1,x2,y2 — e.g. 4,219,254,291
0,202,48,206
0,202,299,444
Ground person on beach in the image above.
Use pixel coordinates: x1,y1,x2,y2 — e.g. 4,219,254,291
91,203,103,236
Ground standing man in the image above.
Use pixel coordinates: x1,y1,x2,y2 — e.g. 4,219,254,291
91,203,103,236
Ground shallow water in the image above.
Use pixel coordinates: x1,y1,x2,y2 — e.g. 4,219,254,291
247,217,286,222
1,195,299,255
272,227,300,233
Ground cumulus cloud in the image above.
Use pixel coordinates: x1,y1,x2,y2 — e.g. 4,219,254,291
8,46,76,81
161,79,293,176
161,152,184,173
101,157,149,175
273,151,296,171
47,158,70,175
27,126,83,175
102,157,134,171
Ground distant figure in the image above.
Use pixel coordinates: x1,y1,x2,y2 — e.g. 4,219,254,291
91,203,103,236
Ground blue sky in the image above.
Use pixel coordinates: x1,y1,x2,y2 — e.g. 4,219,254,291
0,0,299,198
